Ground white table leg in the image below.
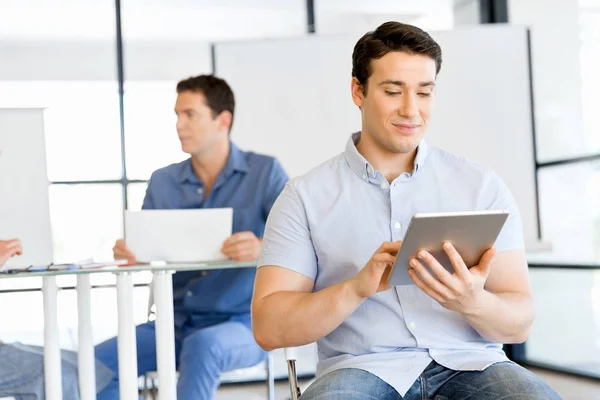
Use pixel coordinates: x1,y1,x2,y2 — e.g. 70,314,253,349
43,276,62,400
116,272,138,399
77,274,96,400
153,270,177,400
266,351,275,400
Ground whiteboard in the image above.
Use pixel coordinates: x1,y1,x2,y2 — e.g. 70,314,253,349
0,108,53,268
214,25,539,245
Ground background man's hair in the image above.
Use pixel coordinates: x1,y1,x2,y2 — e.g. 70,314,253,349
176,75,236,133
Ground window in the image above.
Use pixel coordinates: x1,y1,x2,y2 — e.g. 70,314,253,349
49,184,123,263
524,268,600,376
124,82,186,181
516,0,600,378
580,6,600,157
537,161,600,263
0,82,122,181
127,182,149,212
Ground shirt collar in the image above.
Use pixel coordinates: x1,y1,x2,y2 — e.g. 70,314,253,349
343,132,429,182
222,141,250,177
414,139,429,172
179,141,249,184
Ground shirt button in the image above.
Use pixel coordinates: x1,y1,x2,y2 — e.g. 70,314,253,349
394,222,401,230
380,182,387,189
197,188,204,195
362,174,367,180
409,321,416,329
186,291,193,297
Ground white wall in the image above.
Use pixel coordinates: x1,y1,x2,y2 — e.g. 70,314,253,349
1,0,454,42
316,0,454,33
0,41,212,81
0,0,307,41
453,0,480,25
215,26,541,246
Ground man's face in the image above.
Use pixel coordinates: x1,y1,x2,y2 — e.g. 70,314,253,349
174,91,230,156
352,51,437,154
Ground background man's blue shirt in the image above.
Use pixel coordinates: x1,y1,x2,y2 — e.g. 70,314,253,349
143,142,288,328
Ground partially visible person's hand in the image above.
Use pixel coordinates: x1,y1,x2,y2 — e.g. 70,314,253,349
221,232,262,261
0,239,23,267
350,241,402,299
112,239,137,265
407,242,496,314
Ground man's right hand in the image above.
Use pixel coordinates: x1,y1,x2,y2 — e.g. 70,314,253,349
113,239,137,264
350,241,402,299
0,239,23,267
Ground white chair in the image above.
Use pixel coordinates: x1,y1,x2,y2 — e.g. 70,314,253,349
142,282,275,400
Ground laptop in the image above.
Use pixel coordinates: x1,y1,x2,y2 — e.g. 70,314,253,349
124,208,233,263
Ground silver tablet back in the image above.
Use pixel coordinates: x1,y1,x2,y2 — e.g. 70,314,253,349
388,210,509,286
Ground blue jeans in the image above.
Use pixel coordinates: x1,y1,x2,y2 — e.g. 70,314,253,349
95,320,266,400
0,342,114,400
300,361,561,400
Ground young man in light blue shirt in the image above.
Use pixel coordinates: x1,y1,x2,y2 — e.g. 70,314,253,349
252,22,559,399
96,75,288,399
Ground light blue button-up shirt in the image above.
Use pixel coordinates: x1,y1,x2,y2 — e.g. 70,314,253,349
258,132,524,396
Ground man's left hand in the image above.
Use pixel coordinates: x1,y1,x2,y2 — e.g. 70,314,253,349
221,232,262,261
407,242,496,314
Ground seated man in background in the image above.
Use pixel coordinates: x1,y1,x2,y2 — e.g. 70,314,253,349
252,22,560,399
0,239,114,399
96,75,288,400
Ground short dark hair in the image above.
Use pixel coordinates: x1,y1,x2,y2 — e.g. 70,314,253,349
176,74,236,133
352,22,442,94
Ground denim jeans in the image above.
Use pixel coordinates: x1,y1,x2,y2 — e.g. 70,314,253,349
95,320,266,400
0,342,113,400
300,361,561,400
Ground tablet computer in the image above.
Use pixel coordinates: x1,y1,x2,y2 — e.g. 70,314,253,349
387,210,509,286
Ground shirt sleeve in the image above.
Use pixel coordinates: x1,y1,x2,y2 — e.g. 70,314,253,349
479,170,525,252
141,173,157,210
258,182,318,280
262,158,289,219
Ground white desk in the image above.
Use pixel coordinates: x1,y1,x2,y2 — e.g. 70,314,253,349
0,261,256,400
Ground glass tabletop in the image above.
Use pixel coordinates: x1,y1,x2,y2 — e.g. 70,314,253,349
3,250,597,280
0,260,257,280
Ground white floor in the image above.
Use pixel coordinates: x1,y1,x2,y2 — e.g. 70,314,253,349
216,378,313,400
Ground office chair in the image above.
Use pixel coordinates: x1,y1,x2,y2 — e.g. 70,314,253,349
142,283,275,400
